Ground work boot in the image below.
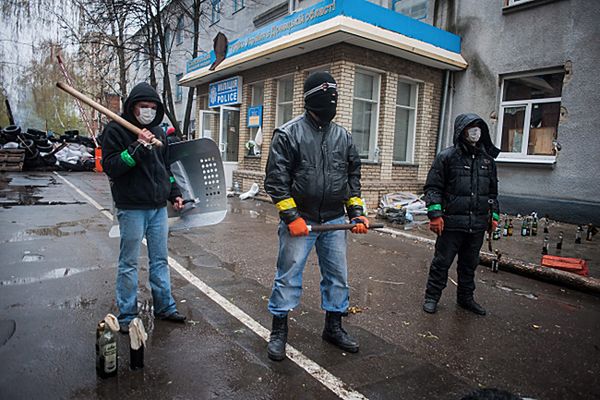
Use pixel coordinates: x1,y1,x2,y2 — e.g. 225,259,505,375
423,298,438,314
322,311,359,353
267,315,288,361
457,298,486,316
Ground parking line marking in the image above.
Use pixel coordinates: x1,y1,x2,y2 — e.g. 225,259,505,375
55,172,369,400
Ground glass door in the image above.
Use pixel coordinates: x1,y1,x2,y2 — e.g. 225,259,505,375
199,110,219,141
219,106,240,162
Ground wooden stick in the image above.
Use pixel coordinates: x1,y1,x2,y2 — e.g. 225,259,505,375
56,82,162,147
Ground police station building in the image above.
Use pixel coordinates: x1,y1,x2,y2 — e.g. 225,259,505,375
179,0,466,210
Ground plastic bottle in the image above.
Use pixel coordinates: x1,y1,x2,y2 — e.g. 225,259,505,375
531,215,538,236
575,226,582,244
508,219,514,236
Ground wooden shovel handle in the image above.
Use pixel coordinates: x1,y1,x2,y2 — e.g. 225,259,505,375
56,82,162,147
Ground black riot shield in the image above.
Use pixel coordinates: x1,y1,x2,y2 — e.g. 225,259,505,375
167,138,227,230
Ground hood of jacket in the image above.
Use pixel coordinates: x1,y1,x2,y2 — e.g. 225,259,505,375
123,82,165,128
453,113,500,159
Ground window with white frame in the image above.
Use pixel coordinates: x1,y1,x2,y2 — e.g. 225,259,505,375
498,70,564,160
233,0,244,12
175,73,183,102
352,69,381,160
211,0,221,24
393,80,417,162
276,77,294,127
176,16,184,45
249,81,264,141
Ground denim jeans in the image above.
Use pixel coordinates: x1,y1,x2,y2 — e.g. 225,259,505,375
268,215,349,317
116,207,177,325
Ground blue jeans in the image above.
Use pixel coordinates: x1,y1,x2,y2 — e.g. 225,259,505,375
268,216,349,317
116,207,177,325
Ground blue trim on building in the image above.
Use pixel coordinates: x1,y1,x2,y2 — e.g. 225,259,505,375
186,0,462,74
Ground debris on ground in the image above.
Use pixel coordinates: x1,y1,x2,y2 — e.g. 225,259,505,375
377,192,427,226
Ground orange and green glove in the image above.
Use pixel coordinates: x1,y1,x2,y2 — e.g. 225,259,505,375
429,217,444,236
288,217,309,237
351,216,370,234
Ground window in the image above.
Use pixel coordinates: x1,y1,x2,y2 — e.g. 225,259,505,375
276,77,294,127
352,69,381,160
498,71,564,161
211,0,221,24
176,16,184,45
249,81,264,142
233,0,244,13
392,0,428,20
164,26,171,49
393,81,417,162
175,73,183,102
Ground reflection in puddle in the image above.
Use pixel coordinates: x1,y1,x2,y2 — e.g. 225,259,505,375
0,266,101,286
22,254,44,262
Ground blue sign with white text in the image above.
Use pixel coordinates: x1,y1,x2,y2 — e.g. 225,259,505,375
209,76,243,108
247,106,263,128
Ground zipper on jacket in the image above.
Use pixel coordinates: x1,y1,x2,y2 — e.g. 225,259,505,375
318,124,327,223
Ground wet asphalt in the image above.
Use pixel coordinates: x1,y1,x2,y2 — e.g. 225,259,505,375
0,171,598,400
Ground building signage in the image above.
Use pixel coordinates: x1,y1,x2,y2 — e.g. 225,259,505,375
187,0,338,74
209,76,243,108
186,0,462,75
247,106,263,128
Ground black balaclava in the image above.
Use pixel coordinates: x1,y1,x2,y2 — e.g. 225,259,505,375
304,71,337,124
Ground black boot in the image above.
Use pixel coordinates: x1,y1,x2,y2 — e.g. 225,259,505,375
457,298,486,316
322,311,359,353
267,315,288,361
423,298,438,314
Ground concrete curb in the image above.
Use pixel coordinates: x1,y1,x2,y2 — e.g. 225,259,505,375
376,227,600,296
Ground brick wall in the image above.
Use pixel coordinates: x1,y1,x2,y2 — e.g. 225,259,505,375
195,43,443,211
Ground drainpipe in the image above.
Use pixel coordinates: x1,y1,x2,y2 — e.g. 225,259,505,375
436,69,450,154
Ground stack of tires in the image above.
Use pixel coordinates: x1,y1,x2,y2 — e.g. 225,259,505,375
0,125,56,170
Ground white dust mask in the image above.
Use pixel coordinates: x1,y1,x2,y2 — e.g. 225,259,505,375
136,107,156,125
466,127,481,144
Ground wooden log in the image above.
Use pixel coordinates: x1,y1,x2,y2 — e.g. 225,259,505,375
479,251,600,296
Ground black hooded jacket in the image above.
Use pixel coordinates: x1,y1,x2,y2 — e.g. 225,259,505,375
101,82,181,209
264,112,363,224
424,113,500,232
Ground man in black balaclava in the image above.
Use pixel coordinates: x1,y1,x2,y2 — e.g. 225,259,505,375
264,71,372,361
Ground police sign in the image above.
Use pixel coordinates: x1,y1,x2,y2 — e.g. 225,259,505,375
209,76,243,108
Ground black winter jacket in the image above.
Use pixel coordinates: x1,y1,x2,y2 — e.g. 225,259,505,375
101,82,181,209
424,113,500,233
264,112,363,224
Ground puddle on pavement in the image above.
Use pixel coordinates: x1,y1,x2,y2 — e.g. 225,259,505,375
8,220,90,242
22,254,44,262
0,320,16,347
481,279,538,300
0,265,101,286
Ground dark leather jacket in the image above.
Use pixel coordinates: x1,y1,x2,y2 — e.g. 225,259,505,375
424,113,500,232
264,112,363,223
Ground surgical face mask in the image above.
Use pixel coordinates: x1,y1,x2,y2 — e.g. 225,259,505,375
466,127,481,144
136,107,156,125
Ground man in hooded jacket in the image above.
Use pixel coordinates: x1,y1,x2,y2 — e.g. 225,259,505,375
101,82,186,333
263,71,370,361
422,113,500,316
